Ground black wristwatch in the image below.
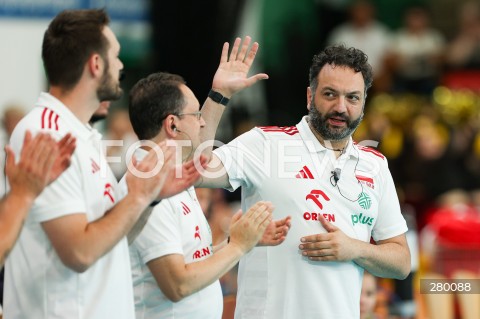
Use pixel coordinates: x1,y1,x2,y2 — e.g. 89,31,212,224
208,89,230,106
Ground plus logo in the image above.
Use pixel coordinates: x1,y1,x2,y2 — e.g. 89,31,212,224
103,183,114,203
305,190,330,209
303,189,335,222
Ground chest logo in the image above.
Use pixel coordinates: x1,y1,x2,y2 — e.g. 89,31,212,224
358,192,372,210
296,165,314,179
306,189,330,210
194,225,201,240
181,201,191,215
103,183,114,203
91,158,100,174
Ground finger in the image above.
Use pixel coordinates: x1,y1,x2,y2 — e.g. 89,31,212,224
228,37,241,62
237,36,251,61
302,248,335,259
4,145,16,179
245,201,266,219
301,233,330,243
28,133,52,165
319,213,338,232
219,42,229,65
21,131,40,161
230,209,243,224
59,134,76,157
243,73,269,88
254,204,271,225
38,140,58,174
299,241,331,251
243,41,259,66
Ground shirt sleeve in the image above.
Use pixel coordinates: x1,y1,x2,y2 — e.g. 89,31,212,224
371,160,408,241
132,199,184,264
213,128,267,192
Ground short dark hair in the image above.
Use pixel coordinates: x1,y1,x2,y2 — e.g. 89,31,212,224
129,72,187,140
42,9,110,90
309,44,373,95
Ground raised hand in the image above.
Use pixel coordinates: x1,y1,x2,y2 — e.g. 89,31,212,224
211,36,269,98
258,215,292,246
228,201,274,254
298,213,357,261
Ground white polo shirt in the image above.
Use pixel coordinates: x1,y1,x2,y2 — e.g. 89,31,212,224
119,148,223,319
213,116,408,319
4,93,134,319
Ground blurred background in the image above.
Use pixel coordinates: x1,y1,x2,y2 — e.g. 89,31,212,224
1,0,480,318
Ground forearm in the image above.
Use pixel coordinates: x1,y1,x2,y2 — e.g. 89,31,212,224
157,243,243,301
0,189,35,266
45,193,150,272
198,96,227,161
353,239,411,279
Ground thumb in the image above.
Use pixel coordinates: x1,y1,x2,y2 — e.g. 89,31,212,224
319,213,337,232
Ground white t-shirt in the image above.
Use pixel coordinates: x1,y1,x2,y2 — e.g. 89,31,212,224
4,93,134,319
213,117,408,319
120,148,223,319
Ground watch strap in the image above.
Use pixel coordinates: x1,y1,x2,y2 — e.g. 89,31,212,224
208,89,230,106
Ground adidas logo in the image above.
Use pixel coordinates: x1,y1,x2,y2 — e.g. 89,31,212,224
296,166,314,179
91,158,100,174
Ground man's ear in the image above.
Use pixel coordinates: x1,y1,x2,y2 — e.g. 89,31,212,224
87,53,103,78
307,87,312,111
165,115,177,136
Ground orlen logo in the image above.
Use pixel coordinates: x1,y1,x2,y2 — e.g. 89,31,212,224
304,190,335,222
104,183,114,203
351,213,374,226
305,190,330,209
193,246,211,259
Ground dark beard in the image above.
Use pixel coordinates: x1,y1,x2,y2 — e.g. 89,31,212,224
97,58,123,101
89,113,107,124
97,74,123,101
308,105,363,141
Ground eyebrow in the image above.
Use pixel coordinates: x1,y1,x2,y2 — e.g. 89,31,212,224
322,86,363,95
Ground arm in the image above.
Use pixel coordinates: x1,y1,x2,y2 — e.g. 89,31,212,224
299,215,411,279
0,131,75,265
196,36,268,187
147,201,273,302
42,142,177,273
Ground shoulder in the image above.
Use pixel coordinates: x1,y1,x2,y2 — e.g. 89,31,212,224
254,125,300,139
355,143,387,162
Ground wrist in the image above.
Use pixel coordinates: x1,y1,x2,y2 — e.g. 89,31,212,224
8,186,37,205
208,89,230,105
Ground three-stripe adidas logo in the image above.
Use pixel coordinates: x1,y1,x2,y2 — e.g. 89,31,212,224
41,107,59,131
296,165,314,179
181,201,191,215
91,158,100,174
258,126,299,136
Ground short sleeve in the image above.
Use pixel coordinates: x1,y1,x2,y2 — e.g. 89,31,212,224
132,199,183,264
371,161,408,241
213,128,267,192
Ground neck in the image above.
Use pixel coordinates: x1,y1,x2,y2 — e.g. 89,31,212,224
49,83,99,124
